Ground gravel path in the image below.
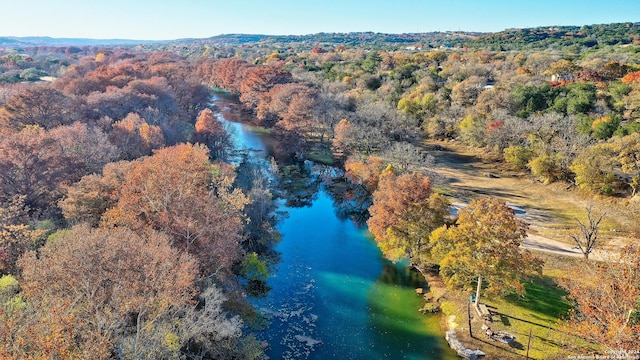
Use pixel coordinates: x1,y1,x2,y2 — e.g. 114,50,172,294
521,232,614,261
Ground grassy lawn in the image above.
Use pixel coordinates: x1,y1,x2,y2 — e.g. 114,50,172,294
480,278,575,359
440,254,600,359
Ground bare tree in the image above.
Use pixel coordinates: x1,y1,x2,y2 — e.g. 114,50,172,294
570,205,605,259
381,141,434,174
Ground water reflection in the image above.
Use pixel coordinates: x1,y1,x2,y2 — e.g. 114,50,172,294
276,163,321,208
326,178,372,224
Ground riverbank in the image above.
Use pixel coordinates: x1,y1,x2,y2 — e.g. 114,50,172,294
416,266,486,360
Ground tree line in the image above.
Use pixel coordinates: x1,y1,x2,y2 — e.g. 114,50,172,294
0,51,277,359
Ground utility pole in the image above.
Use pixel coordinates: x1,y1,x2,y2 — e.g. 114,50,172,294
526,328,532,359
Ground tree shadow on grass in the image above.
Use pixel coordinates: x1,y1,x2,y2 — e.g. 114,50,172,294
492,311,552,329
469,335,524,358
500,314,511,326
504,276,571,320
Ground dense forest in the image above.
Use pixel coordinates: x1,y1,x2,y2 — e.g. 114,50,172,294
1,21,640,358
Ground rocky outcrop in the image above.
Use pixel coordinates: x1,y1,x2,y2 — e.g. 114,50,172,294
445,330,486,360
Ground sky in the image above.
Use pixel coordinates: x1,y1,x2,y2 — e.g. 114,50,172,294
1,0,639,40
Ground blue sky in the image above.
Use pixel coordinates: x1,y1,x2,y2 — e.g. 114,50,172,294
1,0,639,40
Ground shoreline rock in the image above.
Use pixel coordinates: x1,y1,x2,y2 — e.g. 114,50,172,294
415,265,485,359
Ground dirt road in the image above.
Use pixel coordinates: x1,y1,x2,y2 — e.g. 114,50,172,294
522,232,615,261
427,140,637,260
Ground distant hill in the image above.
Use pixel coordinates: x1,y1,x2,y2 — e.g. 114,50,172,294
464,22,640,50
2,22,639,51
181,31,483,49
0,36,162,47
164,23,640,52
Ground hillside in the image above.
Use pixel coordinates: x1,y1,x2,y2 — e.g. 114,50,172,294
0,36,161,48
465,22,640,50
3,22,640,52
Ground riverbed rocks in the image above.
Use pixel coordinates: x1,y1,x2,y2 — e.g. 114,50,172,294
258,272,321,360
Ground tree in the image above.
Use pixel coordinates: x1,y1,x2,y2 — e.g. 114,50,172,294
569,205,606,259
173,283,246,359
59,161,135,226
561,244,640,351
622,85,640,121
429,197,543,306
544,59,579,81
621,70,640,84
344,155,385,192
273,83,317,137
0,85,76,130
207,58,250,94
193,108,231,160
109,113,165,160
0,196,45,274
48,122,119,175
381,141,433,173
612,132,640,196
0,126,78,215
510,84,555,118
102,143,247,275
385,194,450,264
565,82,596,115
599,61,628,81
590,115,621,140
17,224,199,359
239,65,292,110
525,112,590,183
503,145,533,170
570,144,617,195
397,91,437,121
361,51,382,73
367,167,449,262
332,118,354,155
450,75,487,107
85,89,135,121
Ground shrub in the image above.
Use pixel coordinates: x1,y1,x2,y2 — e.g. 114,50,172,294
504,145,533,170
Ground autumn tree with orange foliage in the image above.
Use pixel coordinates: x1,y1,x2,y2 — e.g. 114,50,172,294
344,155,385,192
561,245,640,351
239,65,293,110
332,118,354,156
621,70,640,84
59,160,135,226
0,126,80,215
102,143,247,275
207,58,250,93
264,83,317,131
0,196,45,274
110,113,165,160
264,83,318,152
367,166,449,261
14,224,198,359
0,84,76,130
193,108,231,159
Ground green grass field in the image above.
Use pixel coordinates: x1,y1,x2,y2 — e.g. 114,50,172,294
447,271,598,359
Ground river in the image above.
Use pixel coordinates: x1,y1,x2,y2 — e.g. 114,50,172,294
214,94,457,360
